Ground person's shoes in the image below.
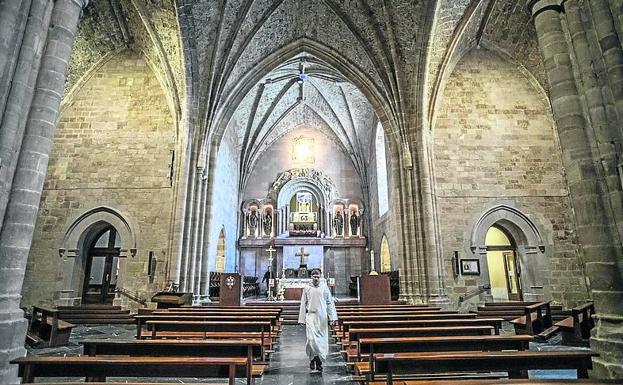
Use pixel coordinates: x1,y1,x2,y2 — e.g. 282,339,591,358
314,356,323,372
309,359,316,370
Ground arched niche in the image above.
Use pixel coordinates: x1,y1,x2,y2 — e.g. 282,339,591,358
469,204,547,302
55,207,138,305
380,235,391,272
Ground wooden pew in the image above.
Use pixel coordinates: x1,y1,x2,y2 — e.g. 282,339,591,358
26,306,74,348
343,326,495,361
555,302,595,344
352,335,533,379
341,318,504,341
397,380,619,385
369,350,597,384
358,334,532,361
145,319,272,341
80,339,265,385
11,356,248,385
510,301,555,338
135,314,279,339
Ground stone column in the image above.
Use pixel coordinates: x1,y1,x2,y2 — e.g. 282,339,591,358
178,160,197,291
528,0,623,378
0,0,31,111
0,0,53,230
0,1,87,382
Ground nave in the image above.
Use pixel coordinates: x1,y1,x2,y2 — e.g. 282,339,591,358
19,301,608,385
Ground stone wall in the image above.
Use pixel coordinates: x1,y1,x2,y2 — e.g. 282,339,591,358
433,48,589,308
367,123,400,273
22,50,178,309
207,126,240,274
243,127,363,201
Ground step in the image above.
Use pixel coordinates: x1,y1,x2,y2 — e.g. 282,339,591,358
57,305,122,310
60,318,134,324
58,313,132,319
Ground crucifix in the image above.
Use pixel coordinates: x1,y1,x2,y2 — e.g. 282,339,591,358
295,246,310,267
266,245,276,301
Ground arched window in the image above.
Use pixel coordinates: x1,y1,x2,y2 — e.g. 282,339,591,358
380,234,391,272
216,228,226,272
375,122,389,216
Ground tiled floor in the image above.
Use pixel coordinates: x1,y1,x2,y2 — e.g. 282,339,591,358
26,324,589,384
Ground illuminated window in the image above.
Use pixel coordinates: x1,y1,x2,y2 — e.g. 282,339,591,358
292,136,315,164
376,123,389,215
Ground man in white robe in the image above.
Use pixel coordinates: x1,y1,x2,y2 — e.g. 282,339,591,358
298,268,338,371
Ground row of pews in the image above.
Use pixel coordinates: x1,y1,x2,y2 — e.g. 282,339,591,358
333,303,601,385
13,304,286,385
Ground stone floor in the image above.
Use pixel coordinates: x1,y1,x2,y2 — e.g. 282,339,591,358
25,324,589,384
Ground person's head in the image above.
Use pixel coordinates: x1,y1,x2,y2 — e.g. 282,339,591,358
310,269,321,286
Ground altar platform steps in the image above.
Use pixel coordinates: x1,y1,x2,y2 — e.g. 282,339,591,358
56,305,135,324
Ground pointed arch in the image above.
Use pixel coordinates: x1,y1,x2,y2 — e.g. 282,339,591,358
380,234,392,272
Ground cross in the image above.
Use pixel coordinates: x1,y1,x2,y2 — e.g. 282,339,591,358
295,247,310,266
265,245,276,263
265,245,277,301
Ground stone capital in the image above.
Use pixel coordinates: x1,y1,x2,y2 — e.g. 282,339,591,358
526,0,563,17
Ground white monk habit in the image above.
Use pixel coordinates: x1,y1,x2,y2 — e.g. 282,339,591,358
298,280,338,361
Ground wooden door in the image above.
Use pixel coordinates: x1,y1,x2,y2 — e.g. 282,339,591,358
82,227,120,304
503,251,522,301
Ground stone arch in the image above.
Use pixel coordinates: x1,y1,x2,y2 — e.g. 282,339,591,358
55,207,138,305
469,204,547,302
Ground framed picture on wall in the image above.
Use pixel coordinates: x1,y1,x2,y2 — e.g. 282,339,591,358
460,259,480,275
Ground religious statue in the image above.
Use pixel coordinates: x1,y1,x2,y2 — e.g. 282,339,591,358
333,210,344,236
248,210,259,235
350,211,359,236
263,212,272,236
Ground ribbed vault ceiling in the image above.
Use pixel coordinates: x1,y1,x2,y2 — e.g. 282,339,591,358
228,54,378,189
65,0,546,186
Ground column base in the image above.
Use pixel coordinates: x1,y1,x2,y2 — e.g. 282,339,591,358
590,315,623,379
0,310,28,384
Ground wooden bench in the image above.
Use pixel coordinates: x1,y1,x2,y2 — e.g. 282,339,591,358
510,301,556,339
145,319,272,338
80,339,265,385
135,315,278,338
368,350,597,384
27,306,74,348
341,318,504,341
555,302,595,344
343,326,495,360
11,356,248,385
398,380,619,385
357,335,532,362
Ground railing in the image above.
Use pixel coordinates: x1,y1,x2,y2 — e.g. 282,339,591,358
115,287,148,306
458,284,491,303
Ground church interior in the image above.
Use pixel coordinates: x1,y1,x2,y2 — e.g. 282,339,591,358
1,0,623,383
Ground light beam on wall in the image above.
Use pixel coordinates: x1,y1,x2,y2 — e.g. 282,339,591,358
292,136,315,164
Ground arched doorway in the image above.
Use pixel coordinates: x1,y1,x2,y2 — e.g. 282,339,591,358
82,226,121,304
485,226,522,301
216,229,226,273
380,235,391,272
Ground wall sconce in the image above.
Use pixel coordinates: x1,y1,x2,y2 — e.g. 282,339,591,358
452,250,460,278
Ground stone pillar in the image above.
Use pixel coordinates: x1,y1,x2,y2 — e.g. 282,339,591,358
178,161,197,291
0,1,87,382
0,0,31,111
528,0,623,378
0,0,53,230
